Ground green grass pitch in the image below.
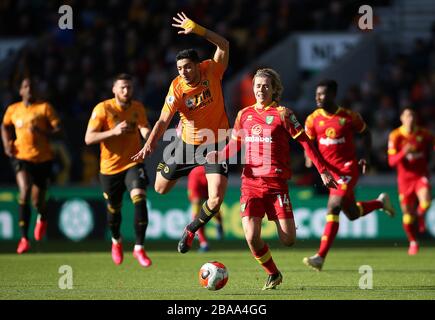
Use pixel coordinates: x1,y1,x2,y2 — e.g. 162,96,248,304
1,241,435,300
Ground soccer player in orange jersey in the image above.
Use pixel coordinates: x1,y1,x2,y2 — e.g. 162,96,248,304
85,74,152,268
302,79,396,271
207,69,337,289
132,12,230,254
1,77,61,254
388,107,434,255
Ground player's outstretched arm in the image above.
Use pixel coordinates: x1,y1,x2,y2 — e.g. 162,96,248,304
172,12,229,70
132,110,174,160
297,132,337,189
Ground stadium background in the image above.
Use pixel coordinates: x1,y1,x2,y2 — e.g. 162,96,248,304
0,0,434,244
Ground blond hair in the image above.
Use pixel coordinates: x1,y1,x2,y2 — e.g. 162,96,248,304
253,68,283,102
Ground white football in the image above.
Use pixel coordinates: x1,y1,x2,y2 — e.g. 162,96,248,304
198,261,229,291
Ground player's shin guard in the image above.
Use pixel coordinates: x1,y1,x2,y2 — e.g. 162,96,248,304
318,214,339,258
252,244,279,275
107,204,122,240
357,200,383,216
417,201,430,232
132,194,148,246
403,213,417,242
186,201,218,233
18,201,31,239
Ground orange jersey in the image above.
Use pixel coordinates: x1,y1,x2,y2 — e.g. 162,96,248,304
305,107,366,172
2,101,60,162
162,59,229,145
388,126,434,180
87,98,149,175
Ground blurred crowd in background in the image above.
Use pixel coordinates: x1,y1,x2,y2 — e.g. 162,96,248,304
0,0,433,186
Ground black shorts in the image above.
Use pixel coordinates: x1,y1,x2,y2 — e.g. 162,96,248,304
158,139,229,180
10,158,52,189
99,163,149,205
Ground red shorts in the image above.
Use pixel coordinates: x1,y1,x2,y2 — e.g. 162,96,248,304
187,166,208,201
240,177,293,221
398,176,431,206
329,164,359,202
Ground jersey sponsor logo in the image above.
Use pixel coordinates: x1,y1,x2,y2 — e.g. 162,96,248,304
266,116,274,124
319,136,346,146
245,136,273,143
251,124,262,135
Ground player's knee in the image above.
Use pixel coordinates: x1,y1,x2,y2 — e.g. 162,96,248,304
154,182,169,195
328,204,341,215
280,236,295,247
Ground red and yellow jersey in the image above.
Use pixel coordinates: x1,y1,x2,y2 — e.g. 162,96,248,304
232,102,304,179
87,98,149,175
305,107,366,173
162,59,229,145
388,126,434,180
2,101,60,163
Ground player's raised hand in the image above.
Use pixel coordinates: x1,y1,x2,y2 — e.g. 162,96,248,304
172,12,206,36
320,170,338,189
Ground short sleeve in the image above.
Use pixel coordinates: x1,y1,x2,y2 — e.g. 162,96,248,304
209,59,225,80
45,103,61,128
388,131,399,155
2,105,13,126
87,103,106,131
304,113,316,140
350,110,367,133
162,82,179,115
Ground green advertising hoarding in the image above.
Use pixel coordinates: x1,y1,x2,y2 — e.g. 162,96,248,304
0,185,434,241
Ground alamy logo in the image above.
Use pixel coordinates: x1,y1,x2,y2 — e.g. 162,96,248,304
58,5,73,30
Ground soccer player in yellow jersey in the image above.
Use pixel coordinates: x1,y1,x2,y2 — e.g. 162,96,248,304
1,77,61,254
133,12,230,253
85,74,152,267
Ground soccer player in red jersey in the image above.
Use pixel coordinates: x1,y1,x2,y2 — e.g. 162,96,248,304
388,107,434,255
1,77,61,254
207,68,337,290
303,79,396,271
187,165,224,252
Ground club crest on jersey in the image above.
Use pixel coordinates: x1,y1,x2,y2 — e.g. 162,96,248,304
319,120,325,126
325,127,336,138
339,118,346,126
266,116,274,124
247,115,253,121
251,124,263,135
417,135,423,142
185,97,196,109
